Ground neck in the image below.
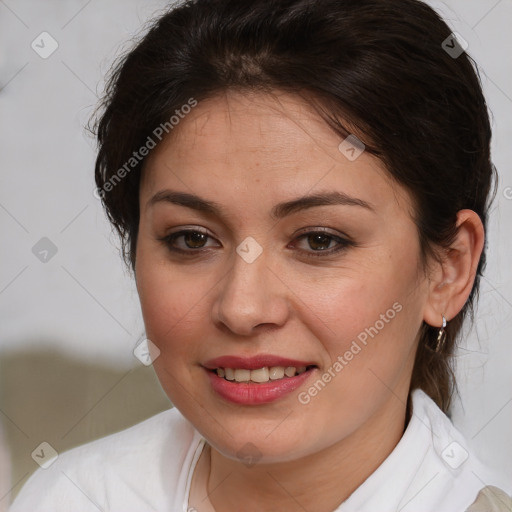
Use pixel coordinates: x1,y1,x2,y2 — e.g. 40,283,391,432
206,394,408,512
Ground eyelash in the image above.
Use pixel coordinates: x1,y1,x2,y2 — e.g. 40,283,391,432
157,228,353,259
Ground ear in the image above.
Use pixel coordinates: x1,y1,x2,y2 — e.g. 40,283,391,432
423,209,485,328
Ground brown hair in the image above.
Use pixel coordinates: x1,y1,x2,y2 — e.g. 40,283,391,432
93,0,497,412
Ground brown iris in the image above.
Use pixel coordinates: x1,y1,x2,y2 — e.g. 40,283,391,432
307,233,332,251
184,231,208,248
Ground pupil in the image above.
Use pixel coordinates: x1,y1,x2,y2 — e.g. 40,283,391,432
309,234,330,250
185,232,207,248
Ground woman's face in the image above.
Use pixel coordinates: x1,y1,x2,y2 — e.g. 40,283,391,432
135,91,431,463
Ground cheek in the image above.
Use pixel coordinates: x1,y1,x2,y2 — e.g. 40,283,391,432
135,250,211,360
292,245,424,371
261,271,423,452
135,250,216,411
290,264,423,439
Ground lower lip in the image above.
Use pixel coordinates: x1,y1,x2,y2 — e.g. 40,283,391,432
206,368,316,405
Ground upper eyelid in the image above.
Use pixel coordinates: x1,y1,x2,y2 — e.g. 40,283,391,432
293,226,348,237
165,226,347,241
165,223,347,235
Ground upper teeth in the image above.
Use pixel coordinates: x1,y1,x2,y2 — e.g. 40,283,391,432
216,366,307,383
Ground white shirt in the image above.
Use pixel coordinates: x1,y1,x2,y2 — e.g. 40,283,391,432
9,389,511,512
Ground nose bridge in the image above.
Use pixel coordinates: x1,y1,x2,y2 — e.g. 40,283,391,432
213,238,288,335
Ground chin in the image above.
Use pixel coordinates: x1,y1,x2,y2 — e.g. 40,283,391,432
209,435,311,466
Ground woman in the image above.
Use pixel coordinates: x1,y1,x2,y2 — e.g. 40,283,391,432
10,0,511,510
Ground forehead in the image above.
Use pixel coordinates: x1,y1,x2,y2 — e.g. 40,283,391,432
140,91,412,219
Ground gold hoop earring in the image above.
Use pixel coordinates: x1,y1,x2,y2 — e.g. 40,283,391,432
435,315,447,353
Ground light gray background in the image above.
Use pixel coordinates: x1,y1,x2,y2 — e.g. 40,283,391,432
1,0,511,506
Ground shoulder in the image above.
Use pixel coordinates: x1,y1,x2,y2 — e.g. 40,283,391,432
410,389,512,508
342,389,511,512
9,407,200,512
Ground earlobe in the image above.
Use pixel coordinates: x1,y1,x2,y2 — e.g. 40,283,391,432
423,209,485,328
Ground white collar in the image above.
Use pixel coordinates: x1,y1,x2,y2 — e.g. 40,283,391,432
338,389,501,511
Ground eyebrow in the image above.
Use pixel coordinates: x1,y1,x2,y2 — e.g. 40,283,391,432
147,189,375,219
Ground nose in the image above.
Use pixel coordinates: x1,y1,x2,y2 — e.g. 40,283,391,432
211,247,290,337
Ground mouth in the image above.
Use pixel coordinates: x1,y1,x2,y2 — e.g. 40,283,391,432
203,355,318,405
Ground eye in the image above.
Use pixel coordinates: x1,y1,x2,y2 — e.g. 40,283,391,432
158,227,353,259
291,230,353,258
158,228,220,254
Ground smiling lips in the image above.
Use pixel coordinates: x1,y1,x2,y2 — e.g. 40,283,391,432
203,355,318,404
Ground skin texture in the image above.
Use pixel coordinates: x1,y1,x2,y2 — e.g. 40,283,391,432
135,90,484,511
